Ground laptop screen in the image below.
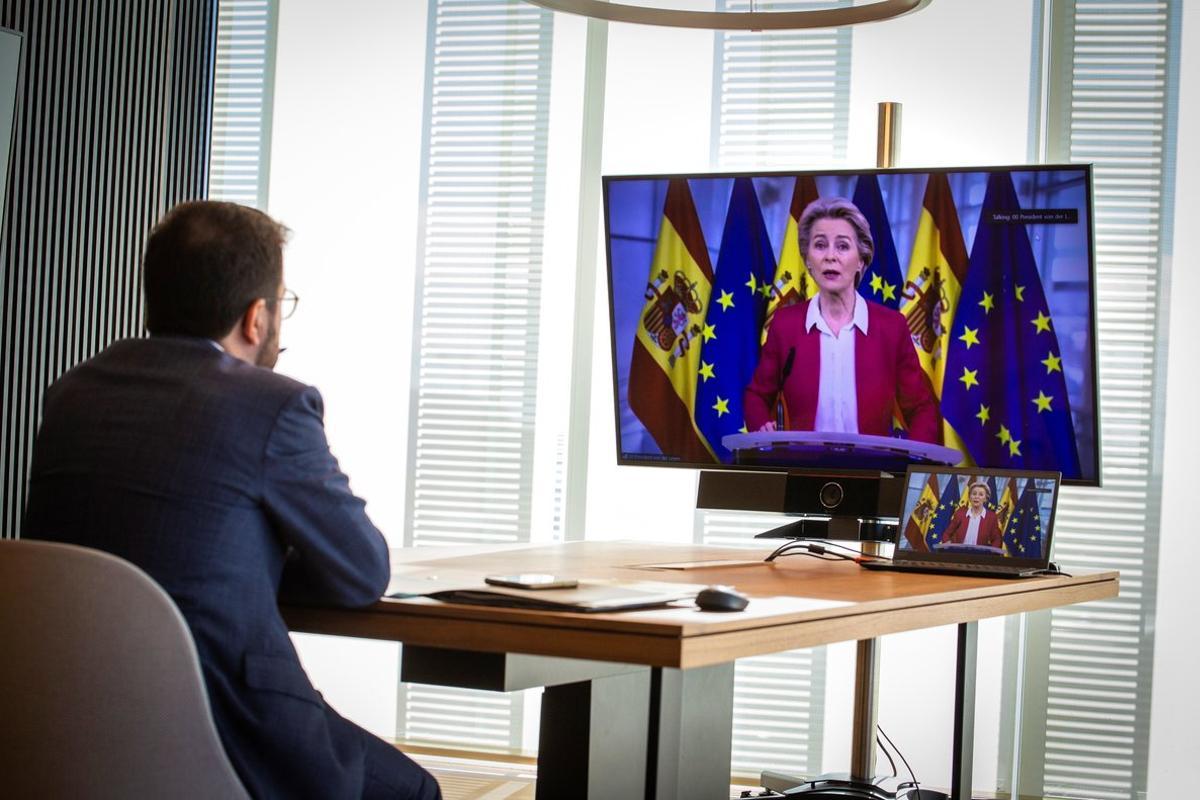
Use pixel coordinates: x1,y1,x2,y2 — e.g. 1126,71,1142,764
896,467,1061,568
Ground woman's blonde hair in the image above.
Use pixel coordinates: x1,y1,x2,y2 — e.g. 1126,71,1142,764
797,196,875,269
967,481,992,500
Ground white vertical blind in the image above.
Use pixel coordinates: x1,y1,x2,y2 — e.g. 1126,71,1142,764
1024,2,1179,798
711,0,852,169
404,0,553,551
702,2,852,777
208,0,276,207
397,0,554,751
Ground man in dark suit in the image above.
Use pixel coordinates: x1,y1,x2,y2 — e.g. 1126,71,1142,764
23,201,441,800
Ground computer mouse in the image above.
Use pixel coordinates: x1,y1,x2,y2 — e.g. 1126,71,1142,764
695,585,749,612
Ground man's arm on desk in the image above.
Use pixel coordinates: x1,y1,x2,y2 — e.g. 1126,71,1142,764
263,386,390,607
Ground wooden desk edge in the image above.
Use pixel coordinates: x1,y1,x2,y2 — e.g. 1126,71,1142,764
285,572,1119,670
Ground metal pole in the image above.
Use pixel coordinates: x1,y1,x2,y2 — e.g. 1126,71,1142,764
876,101,902,169
849,637,881,780
849,102,905,782
952,622,979,800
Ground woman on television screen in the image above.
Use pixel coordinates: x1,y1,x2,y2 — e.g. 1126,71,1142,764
743,196,940,443
940,481,1004,550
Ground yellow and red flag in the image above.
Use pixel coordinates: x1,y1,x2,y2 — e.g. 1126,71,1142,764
902,471,941,552
900,173,970,457
628,179,716,462
763,175,820,340
997,477,1018,539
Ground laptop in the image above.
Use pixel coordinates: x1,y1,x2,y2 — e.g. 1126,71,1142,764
862,466,1061,579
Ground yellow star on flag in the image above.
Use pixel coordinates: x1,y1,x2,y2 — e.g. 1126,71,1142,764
976,404,990,425
699,361,715,382
958,326,980,349
701,323,716,342
1032,391,1053,413
745,273,758,295
717,290,735,311
959,367,979,389
738,424,748,434
979,292,995,314
1008,438,1022,457
760,282,773,299
1014,284,1026,302
881,282,897,302
1041,351,1062,373
996,425,1012,444
870,274,884,294
713,396,730,417
1031,310,1052,333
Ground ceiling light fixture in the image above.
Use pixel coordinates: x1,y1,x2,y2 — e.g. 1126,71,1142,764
521,0,933,31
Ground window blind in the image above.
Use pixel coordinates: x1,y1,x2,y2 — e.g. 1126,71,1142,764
397,0,554,752
1012,2,1181,798
701,2,852,776
711,0,852,169
208,0,276,207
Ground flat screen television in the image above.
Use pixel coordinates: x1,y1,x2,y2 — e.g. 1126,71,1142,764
602,165,1099,496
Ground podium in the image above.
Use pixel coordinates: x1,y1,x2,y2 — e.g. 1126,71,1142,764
722,430,962,472
935,543,1005,556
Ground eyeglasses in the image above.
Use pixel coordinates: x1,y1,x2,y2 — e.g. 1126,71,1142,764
271,288,299,320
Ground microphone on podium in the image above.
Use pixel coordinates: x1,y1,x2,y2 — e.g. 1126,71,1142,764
776,346,795,430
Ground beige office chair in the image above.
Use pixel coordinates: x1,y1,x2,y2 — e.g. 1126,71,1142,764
0,539,250,799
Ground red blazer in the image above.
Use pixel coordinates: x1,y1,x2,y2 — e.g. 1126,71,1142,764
743,299,941,443
941,506,1004,549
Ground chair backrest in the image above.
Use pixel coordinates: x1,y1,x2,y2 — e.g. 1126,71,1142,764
0,539,250,799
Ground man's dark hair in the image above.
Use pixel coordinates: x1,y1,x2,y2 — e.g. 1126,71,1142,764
143,201,290,339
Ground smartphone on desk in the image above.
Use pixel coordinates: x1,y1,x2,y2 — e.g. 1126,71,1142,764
484,573,579,590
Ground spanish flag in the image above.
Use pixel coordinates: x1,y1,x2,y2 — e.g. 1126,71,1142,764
997,477,1018,538
763,175,820,339
902,472,940,552
628,179,717,462
900,173,970,456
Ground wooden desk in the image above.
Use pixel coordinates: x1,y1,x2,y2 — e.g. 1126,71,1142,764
283,541,1118,800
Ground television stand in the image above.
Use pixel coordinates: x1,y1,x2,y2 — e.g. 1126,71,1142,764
696,469,903,545
756,516,897,543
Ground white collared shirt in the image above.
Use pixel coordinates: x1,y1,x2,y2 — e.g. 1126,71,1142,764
807,293,868,434
963,505,986,546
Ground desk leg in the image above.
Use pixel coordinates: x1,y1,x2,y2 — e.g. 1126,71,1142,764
952,622,978,800
537,669,651,800
647,663,736,800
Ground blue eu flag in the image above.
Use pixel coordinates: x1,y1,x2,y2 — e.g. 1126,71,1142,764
925,474,962,550
1004,479,1045,560
853,174,903,310
694,178,777,461
941,172,1082,477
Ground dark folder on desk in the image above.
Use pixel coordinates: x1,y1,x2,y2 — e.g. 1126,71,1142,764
424,581,701,613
